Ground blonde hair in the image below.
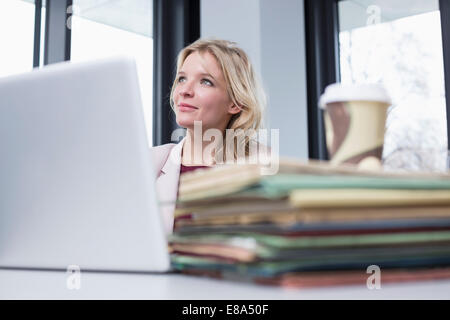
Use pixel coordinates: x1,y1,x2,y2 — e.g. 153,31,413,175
169,38,267,161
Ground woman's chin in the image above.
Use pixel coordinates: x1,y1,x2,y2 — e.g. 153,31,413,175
176,118,195,128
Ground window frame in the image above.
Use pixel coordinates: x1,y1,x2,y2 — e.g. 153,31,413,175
304,0,340,160
33,0,42,67
43,0,72,65
440,0,450,157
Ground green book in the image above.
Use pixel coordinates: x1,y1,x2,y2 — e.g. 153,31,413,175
177,173,450,203
170,230,450,249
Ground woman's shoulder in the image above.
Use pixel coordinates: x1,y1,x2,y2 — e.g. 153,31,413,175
150,142,177,153
150,137,185,160
149,142,178,173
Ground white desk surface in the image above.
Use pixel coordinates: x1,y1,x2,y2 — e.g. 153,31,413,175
1,268,450,300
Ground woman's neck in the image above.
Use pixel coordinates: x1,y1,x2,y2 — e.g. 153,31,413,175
181,129,222,166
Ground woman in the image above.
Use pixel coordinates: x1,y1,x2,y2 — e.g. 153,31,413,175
150,38,267,235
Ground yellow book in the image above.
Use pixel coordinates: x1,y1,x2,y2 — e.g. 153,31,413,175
175,206,450,227
289,189,450,208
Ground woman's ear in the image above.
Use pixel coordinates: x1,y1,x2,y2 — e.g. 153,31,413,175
228,103,242,115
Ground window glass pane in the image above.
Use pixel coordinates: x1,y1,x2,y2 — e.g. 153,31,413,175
338,0,447,172
0,0,35,77
70,0,153,146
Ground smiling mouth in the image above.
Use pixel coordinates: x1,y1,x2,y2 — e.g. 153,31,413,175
179,103,197,109
178,103,198,111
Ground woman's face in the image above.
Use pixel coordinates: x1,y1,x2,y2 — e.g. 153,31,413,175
173,51,240,132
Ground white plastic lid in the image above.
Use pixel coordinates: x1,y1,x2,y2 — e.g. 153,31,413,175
318,83,391,109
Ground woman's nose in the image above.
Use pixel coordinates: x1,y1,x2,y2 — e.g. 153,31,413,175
179,81,194,97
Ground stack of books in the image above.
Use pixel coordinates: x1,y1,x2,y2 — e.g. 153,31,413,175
169,159,450,288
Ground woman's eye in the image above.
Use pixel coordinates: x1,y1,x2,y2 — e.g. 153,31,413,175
177,76,186,83
201,79,213,86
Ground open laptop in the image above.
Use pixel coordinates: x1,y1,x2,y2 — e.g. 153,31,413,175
0,56,170,273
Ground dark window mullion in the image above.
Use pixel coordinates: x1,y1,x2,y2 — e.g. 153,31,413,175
33,0,42,68
44,0,72,65
304,0,340,160
439,0,450,156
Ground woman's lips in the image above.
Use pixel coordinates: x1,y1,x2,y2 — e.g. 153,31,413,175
178,103,198,112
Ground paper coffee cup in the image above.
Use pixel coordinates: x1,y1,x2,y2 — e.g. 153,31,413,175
319,83,391,167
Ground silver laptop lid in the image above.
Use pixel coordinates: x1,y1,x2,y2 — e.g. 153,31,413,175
0,57,170,272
